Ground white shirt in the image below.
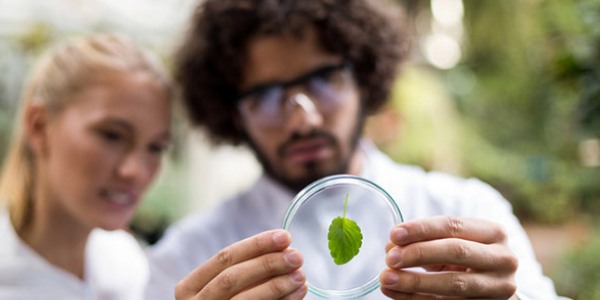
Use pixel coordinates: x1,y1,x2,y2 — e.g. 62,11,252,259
147,141,561,299
0,211,149,300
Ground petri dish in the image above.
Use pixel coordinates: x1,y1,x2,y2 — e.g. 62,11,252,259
282,174,403,299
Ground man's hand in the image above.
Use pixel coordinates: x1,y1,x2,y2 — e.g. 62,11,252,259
175,230,307,300
380,216,518,299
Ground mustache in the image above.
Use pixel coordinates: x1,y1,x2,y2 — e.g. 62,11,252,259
277,130,338,158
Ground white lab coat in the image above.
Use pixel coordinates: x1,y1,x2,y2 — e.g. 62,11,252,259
147,141,561,299
0,210,149,300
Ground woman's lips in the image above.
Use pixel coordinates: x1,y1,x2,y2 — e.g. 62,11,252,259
99,189,137,208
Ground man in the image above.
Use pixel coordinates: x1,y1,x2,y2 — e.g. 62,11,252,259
148,0,561,299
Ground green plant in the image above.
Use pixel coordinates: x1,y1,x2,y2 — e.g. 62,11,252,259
327,192,363,265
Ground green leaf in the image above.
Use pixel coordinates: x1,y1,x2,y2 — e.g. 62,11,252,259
327,193,363,265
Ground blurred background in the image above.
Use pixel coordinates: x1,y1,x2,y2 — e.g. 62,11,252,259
0,0,598,298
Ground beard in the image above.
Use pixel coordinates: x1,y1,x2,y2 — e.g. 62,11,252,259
245,113,365,193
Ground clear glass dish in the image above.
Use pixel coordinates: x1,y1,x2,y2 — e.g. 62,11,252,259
282,174,403,299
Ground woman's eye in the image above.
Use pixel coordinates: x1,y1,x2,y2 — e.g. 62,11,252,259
100,130,122,142
148,143,168,154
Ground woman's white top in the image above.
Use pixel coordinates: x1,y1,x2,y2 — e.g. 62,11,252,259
0,210,149,300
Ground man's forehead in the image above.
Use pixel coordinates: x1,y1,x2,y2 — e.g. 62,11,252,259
240,26,343,89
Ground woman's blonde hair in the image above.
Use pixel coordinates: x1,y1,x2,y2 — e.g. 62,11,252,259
0,33,170,231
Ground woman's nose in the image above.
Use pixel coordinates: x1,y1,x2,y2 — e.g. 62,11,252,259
117,151,153,184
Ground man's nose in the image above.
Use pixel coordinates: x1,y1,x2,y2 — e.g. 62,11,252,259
285,93,324,134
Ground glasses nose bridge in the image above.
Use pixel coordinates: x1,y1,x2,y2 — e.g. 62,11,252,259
285,92,318,114
281,78,309,101
278,73,315,107
282,92,323,130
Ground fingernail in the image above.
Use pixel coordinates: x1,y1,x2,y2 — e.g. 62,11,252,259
392,227,408,244
289,270,305,284
293,284,308,298
387,247,402,268
285,250,302,267
273,231,289,246
382,271,399,286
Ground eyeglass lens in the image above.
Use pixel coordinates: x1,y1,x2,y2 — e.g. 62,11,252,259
238,63,353,127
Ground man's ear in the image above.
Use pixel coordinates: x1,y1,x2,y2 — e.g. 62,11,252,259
24,102,50,158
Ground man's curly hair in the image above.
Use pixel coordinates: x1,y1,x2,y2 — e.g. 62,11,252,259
175,0,410,145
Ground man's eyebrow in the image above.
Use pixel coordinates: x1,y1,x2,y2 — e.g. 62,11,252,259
238,81,281,99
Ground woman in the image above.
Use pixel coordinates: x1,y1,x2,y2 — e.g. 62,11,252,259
0,33,172,299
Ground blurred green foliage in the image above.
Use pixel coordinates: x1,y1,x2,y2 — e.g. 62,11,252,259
0,108,11,162
0,24,50,165
457,0,600,223
383,0,600,224
555,225,600,299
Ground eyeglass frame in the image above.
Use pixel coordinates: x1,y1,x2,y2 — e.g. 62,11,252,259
236,62,355,127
